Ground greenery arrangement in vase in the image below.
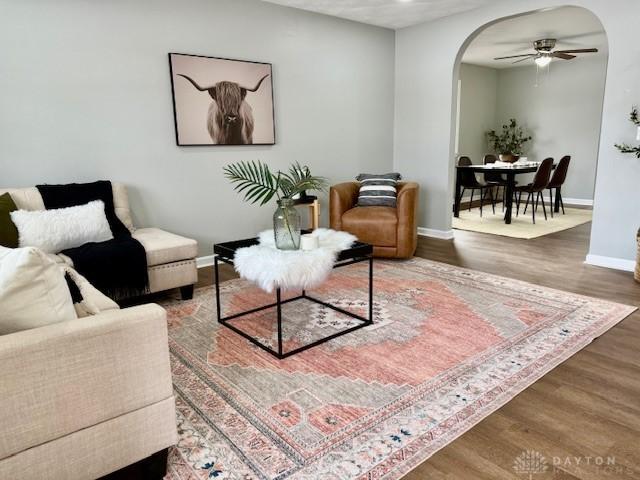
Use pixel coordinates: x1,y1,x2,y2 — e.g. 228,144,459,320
223,160,327,250
486,119,532,163
614,106,640,158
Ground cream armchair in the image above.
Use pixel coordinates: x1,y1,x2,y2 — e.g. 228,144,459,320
0,304,177,479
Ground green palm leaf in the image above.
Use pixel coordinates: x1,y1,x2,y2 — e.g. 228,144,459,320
223,160,279,206
224,160,327,206
280,162,328,198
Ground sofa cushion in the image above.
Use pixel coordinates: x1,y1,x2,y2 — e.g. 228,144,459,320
0,193,19,248
132,228,198,267
0,246,77,335
341,206,397,247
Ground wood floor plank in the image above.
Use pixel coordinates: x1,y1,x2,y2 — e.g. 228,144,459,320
587,335,640,366
534,383,640,433
407,446,517,480
549,361,640,413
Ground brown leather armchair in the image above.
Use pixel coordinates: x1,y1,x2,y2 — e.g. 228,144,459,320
330,182,419,258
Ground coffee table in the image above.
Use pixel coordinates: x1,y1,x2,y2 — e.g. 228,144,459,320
213,236,373,359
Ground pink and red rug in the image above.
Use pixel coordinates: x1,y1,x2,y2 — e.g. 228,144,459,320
162,258,634,480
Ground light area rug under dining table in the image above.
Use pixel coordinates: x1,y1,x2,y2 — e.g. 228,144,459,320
453,206,592,239
161,257,634,480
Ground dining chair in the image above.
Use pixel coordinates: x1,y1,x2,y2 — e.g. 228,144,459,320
483,153,509,211
547,155,571,217
515,157,554,224
457,156,495,217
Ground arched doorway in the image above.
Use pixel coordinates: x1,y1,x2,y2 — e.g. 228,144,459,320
448,6,609,240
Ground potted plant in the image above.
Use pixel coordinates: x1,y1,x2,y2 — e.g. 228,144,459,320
614,106,640,158
486,119,532,163
223,160,327,250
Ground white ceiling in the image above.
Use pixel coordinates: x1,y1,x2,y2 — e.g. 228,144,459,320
462,6,607,69
260,0,502,29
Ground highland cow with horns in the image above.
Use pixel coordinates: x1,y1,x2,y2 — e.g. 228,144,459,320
178,73,269,145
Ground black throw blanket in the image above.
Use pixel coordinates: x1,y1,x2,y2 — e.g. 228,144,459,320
37,181,149,300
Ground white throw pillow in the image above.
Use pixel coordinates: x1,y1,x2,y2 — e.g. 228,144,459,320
0,246,77,335
10,200,113,254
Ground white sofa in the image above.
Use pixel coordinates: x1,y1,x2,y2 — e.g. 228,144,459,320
0,182,198,299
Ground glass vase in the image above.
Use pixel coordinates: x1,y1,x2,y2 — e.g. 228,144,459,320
273,198,301,250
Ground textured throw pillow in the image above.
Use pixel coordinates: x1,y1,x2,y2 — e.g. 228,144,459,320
0,193,19,248
37,181,130,237
0,246,77,335
10,200,113,254
356,173,402,207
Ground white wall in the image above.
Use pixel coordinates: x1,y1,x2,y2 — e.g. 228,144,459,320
395,0,640,265
496,56,607,201
457,64,497,164
0,0,395,256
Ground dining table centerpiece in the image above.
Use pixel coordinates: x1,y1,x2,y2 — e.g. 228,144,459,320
487,119,533,163
223,160,327,250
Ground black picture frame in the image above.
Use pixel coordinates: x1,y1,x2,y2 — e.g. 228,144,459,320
168,52,276,147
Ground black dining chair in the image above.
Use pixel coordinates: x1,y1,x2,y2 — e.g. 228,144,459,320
515,157,554,224
547,155,571,217
483,153,511,211
457,156,495,217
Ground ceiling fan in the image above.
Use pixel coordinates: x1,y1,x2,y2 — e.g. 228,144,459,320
494,38,598,67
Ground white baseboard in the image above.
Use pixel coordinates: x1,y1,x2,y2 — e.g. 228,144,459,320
197,255,216,268
563,197,593,207
585,254,635,272
418,227,455,240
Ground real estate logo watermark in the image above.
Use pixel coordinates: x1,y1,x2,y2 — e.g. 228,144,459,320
513,450,634,478
513,450,549,479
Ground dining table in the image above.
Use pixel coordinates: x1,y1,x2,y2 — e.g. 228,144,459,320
454,162,557,224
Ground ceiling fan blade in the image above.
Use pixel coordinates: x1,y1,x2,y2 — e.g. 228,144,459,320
552,52,576,60
555,48,598,54
512,56,534,64
494,53,535,60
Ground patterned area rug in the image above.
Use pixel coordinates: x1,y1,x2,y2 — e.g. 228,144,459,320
162,258,634,480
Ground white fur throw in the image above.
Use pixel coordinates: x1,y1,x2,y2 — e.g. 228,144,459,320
11,200,113,254
233,228,357,293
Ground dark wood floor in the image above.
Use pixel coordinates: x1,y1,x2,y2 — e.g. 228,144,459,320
195,223,640,479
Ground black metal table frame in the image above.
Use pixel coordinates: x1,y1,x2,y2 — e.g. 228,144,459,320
214,246,373,359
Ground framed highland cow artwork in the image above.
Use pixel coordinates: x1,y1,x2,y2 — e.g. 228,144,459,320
168,53,275,146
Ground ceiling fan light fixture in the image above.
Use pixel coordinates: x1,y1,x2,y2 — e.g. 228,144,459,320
534,54,552,67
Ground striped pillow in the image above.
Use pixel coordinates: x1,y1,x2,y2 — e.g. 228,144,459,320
356,173,402,207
